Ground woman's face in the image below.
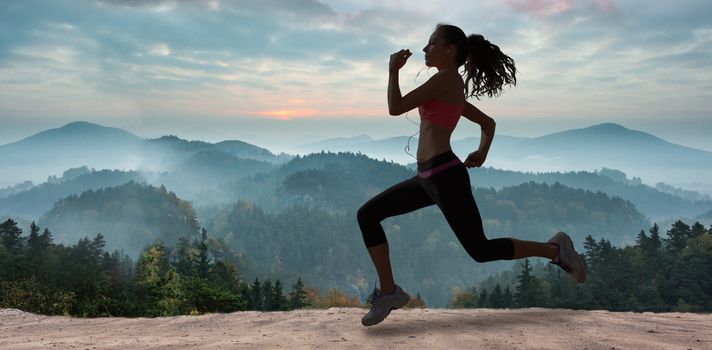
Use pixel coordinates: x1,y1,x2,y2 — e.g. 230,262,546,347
422,30,453,68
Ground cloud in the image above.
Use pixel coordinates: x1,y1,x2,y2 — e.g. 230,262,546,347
149,43,171,56
505,0,619,18
1,0,711,144
506,0,574,17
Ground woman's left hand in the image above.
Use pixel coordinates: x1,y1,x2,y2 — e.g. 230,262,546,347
463,150,487,168
389,49,412,72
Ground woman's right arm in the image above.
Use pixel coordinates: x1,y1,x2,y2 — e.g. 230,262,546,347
462,101,496,156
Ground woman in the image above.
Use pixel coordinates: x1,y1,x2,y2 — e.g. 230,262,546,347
357,23,587,327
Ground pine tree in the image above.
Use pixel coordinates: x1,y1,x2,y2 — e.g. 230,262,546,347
490,283,504,308
478,288,489,308
288,277,309,309
0,218,23,251
211,260,240,293
583,235,598,268
239,282,251,309
503,286,514,308
666,220,691,253
690,222,707,239
648,223,662,253
90,233,106,260
251,278,263,311
636,224,662,281
24,222,44,277
39,228,53,247
273,280,288,311
635,229,648,249
263,279,275,311
196,228,210,280
175,235,194,276
515,258,536,307
27,222,41,253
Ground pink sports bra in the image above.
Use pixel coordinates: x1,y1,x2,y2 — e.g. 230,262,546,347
418,99,464,131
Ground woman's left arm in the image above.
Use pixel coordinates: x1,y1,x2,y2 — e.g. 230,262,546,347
462,101,496,155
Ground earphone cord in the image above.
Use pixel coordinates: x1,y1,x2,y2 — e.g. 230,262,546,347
403,114,419,160
404,66,433,160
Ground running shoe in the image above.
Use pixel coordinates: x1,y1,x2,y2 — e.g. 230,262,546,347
548,231,587,283
361,283,410,326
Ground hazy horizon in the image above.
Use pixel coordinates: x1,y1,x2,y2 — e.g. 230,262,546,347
3,119,712,198
3,117,712,156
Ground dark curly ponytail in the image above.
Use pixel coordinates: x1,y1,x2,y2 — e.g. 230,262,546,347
436,23,517,99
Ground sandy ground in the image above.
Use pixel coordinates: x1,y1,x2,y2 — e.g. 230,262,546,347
1,307,711,349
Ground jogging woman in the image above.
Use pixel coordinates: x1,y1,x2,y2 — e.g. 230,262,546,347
357,23,587,327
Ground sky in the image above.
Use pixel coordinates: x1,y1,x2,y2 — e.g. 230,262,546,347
1,0,712,153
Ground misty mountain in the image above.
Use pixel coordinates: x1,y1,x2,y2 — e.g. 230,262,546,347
4,161,701,229
297,123,712,189
0,149,276,222
214,151,651,244
220,151,414,212
0,181,34,199
218,150,709,223
0,121,144,187
38,181,200,260
478,123,712,188
3,144,707,226
458,166,712,222
0,121,294,187
297,135,422,162
2,121,142,150
144,135,293,170
655,182,711,202
500,122,711,172
155,149,279,206
0,167,145,219
698,209,712,221
294,134,374,151
294,134,529,163
4,121,711,193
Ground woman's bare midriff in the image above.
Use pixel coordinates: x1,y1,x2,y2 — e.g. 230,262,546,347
415,74,465,162
416,121,454,162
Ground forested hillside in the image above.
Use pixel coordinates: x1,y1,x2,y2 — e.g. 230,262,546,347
39,181,200,258
201,181,650,307
0,167,144,219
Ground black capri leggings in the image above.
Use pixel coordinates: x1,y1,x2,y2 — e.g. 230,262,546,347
357,149,515,263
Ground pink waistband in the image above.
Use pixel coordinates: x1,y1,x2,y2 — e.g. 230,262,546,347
417,158,461,179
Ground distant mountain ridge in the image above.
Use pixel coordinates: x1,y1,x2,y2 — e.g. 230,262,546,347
297,122,712,190
3,150,708,225
0,121,293,187
295,134,374,150
2,121,711,194
1,121,142,149
0,167,145,219
519,122,711,159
